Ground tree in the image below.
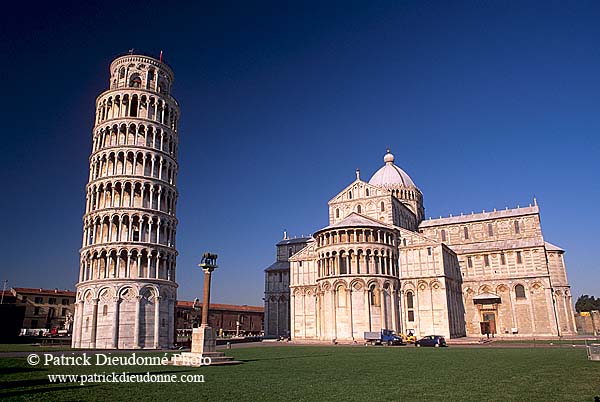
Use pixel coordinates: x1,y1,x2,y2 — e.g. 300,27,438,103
575,294,600,312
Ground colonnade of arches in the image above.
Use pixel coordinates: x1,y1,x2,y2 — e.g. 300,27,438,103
82,212,177,248
86,180,176,215
89,148,177,185
96,92,178,131
79,248,177,282
92,122,177,157
317,248,398,277
315,228,397,248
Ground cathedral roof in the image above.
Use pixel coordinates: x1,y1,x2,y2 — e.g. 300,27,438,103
264,261,289,272
545,241,564,252
419,205,539,228
368,150,417,189
315,213,391,235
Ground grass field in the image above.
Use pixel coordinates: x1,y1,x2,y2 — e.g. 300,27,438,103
1,345,599,402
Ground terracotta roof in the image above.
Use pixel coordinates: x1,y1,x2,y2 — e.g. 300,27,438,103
177,300,263,313
12,288,75,297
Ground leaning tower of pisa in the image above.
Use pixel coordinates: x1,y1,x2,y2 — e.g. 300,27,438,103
72,53,180,349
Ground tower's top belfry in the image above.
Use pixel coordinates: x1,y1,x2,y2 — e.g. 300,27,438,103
108,54,174,95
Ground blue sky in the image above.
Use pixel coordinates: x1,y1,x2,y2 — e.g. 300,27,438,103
1,1,599,305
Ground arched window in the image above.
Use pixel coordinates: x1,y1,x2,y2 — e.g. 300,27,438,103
380,202,385,212
365,188,370,196
406,291,415,322
357,205,362,214
441,229,447,242
335,208,339,218
406,291,414,308
119,67,125,79
129,74,142,88
348,191,352,199
515,284,526,299
369,285,380,306
464,227,469,240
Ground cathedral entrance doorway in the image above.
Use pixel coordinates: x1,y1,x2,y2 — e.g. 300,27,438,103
481,312,497,335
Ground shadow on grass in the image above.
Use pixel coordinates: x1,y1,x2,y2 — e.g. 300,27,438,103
0,384,99,399
0,366,44,375
240,354,333,362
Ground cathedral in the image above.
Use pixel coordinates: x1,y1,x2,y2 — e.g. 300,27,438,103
264,150,576,341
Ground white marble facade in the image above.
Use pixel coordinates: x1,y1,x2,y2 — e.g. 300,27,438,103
73,54,179,349
273,150,576,341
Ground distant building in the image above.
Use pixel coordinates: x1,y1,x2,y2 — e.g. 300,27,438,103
263,237,312,338
268,150,576,342
9,288,75,331
175,301,263,335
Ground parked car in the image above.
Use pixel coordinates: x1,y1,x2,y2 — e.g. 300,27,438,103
415,335,446,347
364,329,404,346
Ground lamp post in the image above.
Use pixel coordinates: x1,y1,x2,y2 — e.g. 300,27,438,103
189,252,218,355
198,253,218,327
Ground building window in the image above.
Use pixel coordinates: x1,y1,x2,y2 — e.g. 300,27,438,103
488,223,494,237
516,251,523,264
484,255,490,267
21,296,27,302
427,247,432,256
440,229,447,242
406,292,414,309
406,291,415,321
335,208,339,218
61,308,67,317
380,202,385,212
48,308,56,319
515,284,526,299
514,220,520,234
119,67,125,79
369,285,380,306
500,253,506,265
463,227,469,240
62,299,70,305
357,205,362,214
366,188,370,196
48,298,56,305
278,272,283,282
34,307,40,315
348,191,352,199
102,305,108,316
467,256,473,268
129,74,142,88
34,297,43,304
288,247,293,257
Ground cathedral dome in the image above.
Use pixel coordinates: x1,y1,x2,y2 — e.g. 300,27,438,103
369,150,416,189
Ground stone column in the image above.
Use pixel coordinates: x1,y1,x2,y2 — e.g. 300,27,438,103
133,295,141,349
290,291,295,339
153,295,161,348
90,298,99,349
112,297,120,348
380,288,387,330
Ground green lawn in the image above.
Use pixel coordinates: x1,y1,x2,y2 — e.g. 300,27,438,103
1,345,599,402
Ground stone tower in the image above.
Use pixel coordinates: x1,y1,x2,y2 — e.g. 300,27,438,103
73,53,180,349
